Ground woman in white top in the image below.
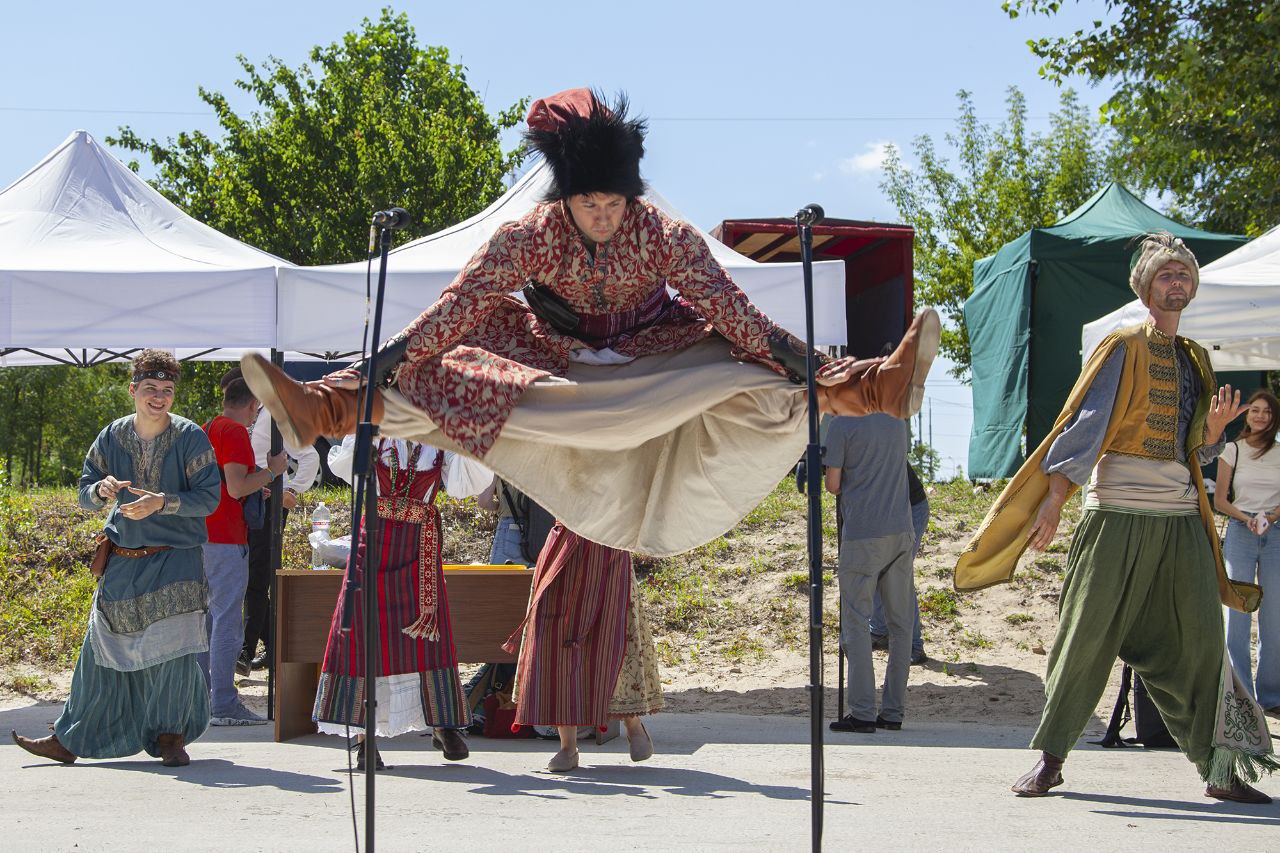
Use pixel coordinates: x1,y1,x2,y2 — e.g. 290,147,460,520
1215,390,1280,711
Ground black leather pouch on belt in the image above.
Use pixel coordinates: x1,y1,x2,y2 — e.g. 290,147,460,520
522,282,580,335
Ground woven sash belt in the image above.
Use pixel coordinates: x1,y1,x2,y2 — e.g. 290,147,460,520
376,495,442,641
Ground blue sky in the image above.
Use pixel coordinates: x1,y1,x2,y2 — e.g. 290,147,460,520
0,0,1119,477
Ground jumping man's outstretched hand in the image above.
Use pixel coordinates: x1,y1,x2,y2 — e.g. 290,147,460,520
816,356,881,387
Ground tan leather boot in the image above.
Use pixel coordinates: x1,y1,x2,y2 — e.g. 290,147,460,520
156,733,190,767
240,353,383,447
11,730,76,764
817,309,940,418
1011,751,1064,796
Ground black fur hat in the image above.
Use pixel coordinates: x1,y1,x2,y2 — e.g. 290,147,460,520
524,88,647,202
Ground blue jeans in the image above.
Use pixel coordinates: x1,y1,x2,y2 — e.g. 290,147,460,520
1223,518,1280,709
489,516,527,565
870,499,928,657
199,543,250,715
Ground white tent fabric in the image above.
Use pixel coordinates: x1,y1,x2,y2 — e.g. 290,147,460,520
0,130,285,366
1081,225,1280,369
276,161,847,356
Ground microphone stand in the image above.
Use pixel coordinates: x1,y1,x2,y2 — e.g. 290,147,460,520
340,217,397,853
796,205,824,852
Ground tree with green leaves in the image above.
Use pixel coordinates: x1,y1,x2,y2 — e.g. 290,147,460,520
880,87,1111,377
109,8,527,264
1005,0,1280,236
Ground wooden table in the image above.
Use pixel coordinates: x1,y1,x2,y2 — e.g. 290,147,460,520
273,566,533,742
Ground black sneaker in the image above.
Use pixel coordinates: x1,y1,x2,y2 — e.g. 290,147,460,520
235,654,252,677
910,651,929,666
875,716,902,731
830,715,876,733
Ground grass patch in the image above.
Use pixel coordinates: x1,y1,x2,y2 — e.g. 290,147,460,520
1033,556,1062,574
1004,612,1035,625
722,634,768,663
959,630,993,649
0,487,101,668
655,639,682,667
5,673,53,695
918,588,960,620
781,570,834,591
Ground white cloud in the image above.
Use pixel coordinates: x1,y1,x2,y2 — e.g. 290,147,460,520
839,141,894,175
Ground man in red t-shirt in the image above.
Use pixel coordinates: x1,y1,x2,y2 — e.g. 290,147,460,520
201,374,285,725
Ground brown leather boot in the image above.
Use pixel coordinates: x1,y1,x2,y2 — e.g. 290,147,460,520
817,309,940,418
11,730,76,764
240,353,383,447
155,733,190,767
1011,751,1065,796
431,728,470,761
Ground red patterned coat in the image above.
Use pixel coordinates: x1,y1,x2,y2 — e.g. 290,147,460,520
395,198,785,457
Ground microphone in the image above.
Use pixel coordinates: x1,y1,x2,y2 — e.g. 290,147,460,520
794,203,824,227
372,207,411,230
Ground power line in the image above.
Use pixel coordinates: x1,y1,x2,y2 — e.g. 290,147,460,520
651,115,1055,123
0,106,210,116
0,105,1056,123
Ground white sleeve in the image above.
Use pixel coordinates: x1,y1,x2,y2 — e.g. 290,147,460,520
257,410,322,493
442,452,494,499
250,410,270,468
327,434,357,485
286,442,321,494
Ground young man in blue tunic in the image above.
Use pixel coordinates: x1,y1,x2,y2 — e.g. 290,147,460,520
11,350,223,767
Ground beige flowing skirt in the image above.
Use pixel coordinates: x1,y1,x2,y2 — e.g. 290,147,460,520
380,338,808,556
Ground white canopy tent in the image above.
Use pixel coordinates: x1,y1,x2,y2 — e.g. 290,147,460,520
275,161,848,357
0,130,285,366
1081,225,1280,369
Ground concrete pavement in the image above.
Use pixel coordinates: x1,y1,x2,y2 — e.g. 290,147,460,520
3,701,1277,852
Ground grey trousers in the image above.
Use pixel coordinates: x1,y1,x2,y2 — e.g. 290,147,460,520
837,532,915,722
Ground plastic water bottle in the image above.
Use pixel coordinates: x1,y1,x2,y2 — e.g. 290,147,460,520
310,502,331,569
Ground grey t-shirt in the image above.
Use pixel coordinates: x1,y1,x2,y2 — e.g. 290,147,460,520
823,414,912,541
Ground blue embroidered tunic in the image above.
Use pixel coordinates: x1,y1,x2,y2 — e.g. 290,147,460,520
78,414,221,671
54,414,222,759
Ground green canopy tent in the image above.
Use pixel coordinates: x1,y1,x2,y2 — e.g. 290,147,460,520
964,182,1250,478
